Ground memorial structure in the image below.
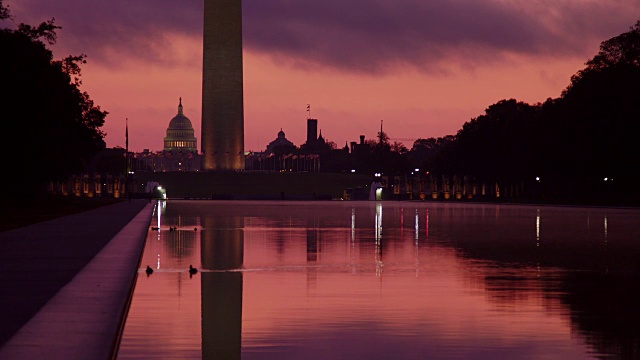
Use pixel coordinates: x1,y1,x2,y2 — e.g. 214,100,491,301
201,0,245,171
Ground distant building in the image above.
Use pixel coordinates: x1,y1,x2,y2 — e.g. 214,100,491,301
306,118,318,146
135,99,202,172
164,98,197,152
304,118,327,149
133,149,201,173
265,129,295,155
351,135,367,153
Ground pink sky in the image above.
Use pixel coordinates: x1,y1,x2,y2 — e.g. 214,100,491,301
6,0,640,152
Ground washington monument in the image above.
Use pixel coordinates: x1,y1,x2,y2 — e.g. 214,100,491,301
202,0,245,171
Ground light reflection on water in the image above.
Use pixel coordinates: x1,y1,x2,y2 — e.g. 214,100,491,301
118,201,640,359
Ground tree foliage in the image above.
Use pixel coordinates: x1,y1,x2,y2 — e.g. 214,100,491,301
554,21,640,179
17,18,60,45
0,1,10,21
580,20,640,73
445,99,541,179
1,2,107,196
419,19,640,201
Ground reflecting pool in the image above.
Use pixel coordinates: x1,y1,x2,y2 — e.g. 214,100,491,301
118,200,640,359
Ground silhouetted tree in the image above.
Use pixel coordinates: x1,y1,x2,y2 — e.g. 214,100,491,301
0,1,9,21
376,130,391,151
391,141,408,154
350,131,409,174
86,147,126,175
423,19,640,203
577,20,640,73
0,2,107,197
455,99,540,179
554,20,640,181
409,136,455,173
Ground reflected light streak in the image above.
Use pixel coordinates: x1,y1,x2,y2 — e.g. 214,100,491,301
157,202,162,230
350,208,357,274
415,209,419,241
400,208,404,238
604,214,608,243
415,210,420,277
536,209,541,247
375,203,382,244
425,209,429,239
375,203,383,277
351,208,356,243
375,248,383,277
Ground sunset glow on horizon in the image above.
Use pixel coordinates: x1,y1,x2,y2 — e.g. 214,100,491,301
7,0,640,152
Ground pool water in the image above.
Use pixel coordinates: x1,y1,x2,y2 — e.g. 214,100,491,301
118,200,640,359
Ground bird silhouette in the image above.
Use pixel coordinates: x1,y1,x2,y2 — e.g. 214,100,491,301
189,265,198,277
145,266,153,276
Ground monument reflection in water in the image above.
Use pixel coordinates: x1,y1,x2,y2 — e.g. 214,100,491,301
201,214,243,359
118,200,640,359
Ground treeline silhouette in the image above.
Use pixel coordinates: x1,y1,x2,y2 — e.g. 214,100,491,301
431,21,640,203
308,20,640,204
0,1,107,198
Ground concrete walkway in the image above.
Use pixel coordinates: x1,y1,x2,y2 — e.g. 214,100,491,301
0,199,154,360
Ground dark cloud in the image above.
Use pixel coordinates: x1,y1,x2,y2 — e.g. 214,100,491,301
7,0,201,67
6,0,640,73
244,0,640,73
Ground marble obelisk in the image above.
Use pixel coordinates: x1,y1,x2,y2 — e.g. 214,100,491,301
202,0,245,171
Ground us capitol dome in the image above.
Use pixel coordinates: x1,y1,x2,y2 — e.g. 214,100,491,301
164,98,197,152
